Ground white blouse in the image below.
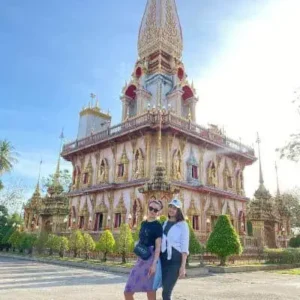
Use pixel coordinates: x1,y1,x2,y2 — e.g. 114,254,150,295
161,221,190,260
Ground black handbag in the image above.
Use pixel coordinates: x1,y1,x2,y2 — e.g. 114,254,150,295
134,242,151,260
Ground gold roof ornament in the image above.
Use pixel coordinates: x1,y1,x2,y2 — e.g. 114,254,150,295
138,0,183,60
79,93,111,120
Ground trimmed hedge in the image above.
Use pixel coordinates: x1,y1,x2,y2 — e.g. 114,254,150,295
206,215,243,266
264,248,300,264
289,235,300,248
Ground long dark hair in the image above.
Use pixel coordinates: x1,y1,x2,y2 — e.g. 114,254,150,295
168,207,185,223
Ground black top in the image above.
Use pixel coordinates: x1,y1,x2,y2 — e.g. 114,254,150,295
163,221,176,236
139,220,163,248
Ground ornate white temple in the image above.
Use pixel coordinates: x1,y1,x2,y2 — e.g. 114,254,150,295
61,0,256,242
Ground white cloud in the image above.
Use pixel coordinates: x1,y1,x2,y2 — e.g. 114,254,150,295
194,0,300,197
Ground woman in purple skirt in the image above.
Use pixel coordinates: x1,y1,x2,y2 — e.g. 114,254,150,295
124,200,163,300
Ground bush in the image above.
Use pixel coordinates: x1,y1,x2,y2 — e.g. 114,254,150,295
0,226,14,251
46,234,60,256
264,248,300,264
206,215,243,266
159,215,167,224
8,230,22,251
187,220,202,255
186,220,203,267
20,233,37,254
34,231,49,255
56,236,69,258
289,235,300,248
97,230,115,262
83,233,96,260
116,224,134,263
69,230,84,258
132,224,141,243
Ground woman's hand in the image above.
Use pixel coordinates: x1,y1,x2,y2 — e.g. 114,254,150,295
148,263,156,278
179,265,186,279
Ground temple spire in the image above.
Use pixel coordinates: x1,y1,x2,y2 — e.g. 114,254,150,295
256,133,264,185
254,133,271,199
54,129,64,184
138,0,183,60
33,159,42,197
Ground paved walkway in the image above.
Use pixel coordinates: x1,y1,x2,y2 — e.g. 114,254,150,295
1,256,300,300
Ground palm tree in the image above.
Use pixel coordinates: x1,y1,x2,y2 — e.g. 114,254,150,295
0,140,18,175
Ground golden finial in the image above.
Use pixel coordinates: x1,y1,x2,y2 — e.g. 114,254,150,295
90,93,96,106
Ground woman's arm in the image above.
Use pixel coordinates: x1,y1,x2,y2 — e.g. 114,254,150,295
148,237,162,277
179,222,190,278
153,237,162,264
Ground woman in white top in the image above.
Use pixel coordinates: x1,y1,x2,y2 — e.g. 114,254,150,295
160,199,189,300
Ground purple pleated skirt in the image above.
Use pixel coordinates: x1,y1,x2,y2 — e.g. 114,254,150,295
124,247,156,293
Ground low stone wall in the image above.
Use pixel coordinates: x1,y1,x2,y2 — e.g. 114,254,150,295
208,263,300,273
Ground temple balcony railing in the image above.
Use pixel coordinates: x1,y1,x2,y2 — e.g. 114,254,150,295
62,111,255,160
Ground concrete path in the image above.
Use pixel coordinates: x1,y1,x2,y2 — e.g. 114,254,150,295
1,256,300,300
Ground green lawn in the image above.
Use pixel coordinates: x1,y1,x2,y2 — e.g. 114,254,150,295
276,268,300,275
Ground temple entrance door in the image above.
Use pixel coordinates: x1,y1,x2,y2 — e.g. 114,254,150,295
44,220,52,233
98,213,104,230
264,221,276,248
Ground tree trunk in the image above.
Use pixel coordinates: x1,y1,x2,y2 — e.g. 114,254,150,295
122,252,126,264
103,252,107,262
219,256,226,266
59,250,64,258
85,252,89,260
49,248,53,256
199,254,205,267
74,249,77,258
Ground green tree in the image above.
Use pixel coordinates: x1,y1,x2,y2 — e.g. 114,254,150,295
280,191,300,228
46,234,60,256
42,169,72,193
97,230,115,262
0,205,8,227
1,226,14,251
8,230,22,251
132,224,141,242
116,224,134,264
55,236,69,258
69,230,84,258
186,220,202,267
83,233,96,260
0,140,18,176
289,235,300,248
206,215,243,266
20,233,37,254
34,231,49,255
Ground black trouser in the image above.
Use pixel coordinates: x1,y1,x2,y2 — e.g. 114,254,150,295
161,249,182,300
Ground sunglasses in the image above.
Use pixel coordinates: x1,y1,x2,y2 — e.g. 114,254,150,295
148,206,159,213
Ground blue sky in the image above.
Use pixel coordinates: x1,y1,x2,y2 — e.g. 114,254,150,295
1,0,299,201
